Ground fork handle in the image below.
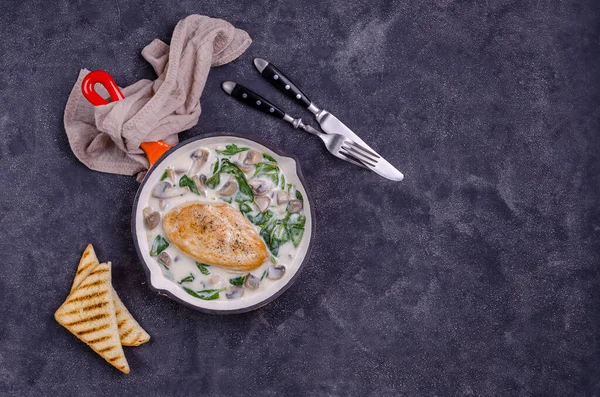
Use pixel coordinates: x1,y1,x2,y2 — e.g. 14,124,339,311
222,81,286,119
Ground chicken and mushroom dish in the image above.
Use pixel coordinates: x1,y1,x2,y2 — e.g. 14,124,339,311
141,142,307,302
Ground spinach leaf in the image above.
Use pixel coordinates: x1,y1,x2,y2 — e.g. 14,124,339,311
221,197,232,204
229,275,246,286
260,221,277,253
179,174,200,195
216,144,249,156
234,189,253,204
219,159,254,203
248,210,274,228
160,170,168,181
178,273,195,284
239,202,253,216
259,214,306,256
206,172,220,189
285,214,306,248
150,235,169,256
263,153,277,162
254,162,279,175
196,262,210,275
270,220,291,255
205,160,221,189
254,162,280,186
286,213,306,228
184,287,224,300
261,219,290,256
295,190,303,201
289,227,304,248
280,174,286,189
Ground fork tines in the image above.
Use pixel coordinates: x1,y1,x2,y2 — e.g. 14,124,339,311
340,140,380,167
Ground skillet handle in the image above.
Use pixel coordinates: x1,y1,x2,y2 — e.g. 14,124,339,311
81,70,125,106
140,141,171,167
81,70,171,167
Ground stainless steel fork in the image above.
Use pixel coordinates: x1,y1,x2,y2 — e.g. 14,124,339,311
290,119,381,169
222,81,380,170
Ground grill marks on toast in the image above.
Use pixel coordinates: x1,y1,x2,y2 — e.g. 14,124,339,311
69,245,151,347
113,291,151,346
87,335,112,344
64,313,110,327
66,290,109,304
55,245,151,373
76,323,110,336
70,244,101,293
54,262,130,374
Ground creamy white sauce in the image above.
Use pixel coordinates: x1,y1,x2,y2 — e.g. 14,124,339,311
135,137,311,311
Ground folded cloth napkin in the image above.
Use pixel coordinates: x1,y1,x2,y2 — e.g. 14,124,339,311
64,15,251,177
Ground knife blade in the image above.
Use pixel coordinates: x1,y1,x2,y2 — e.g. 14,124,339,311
313,110,404,181
253,58,404,181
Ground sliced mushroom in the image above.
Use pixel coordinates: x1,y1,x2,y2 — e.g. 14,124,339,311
192,175,207,196
159,200,168,211
152,181,189,199
238,163,255,173
226,286,245,299
288,199,303,213
255,196,271,213
167,167,177,183
143,207,161,230
276,191,290,205
244,273,260,290
231,153,253,172
267,265,286,280
248,178,274,196
157,251,172,268
244,150,262,165
209,275,223,288
218,177,238,196
188,149,209,176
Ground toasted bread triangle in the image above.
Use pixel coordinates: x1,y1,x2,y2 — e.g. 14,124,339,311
55,262,130,374
70,244,100,293
71,244,150,347
113,290,151,346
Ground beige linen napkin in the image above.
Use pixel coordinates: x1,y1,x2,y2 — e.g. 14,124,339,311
64,15,251,176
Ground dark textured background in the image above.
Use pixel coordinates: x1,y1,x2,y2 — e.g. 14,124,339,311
1,0,599,395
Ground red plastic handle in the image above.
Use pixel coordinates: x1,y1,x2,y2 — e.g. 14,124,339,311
81,70,125,106
81,70,172,166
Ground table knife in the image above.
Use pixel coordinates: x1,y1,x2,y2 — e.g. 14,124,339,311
221,81,374,170
253,58,404,181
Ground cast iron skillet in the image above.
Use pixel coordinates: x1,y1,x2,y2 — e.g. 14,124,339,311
130,132,316,314
82,71,316,314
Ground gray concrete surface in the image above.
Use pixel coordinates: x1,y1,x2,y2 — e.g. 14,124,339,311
1,0,599,395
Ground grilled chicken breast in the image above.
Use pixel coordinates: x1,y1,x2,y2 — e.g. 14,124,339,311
163,202,268,271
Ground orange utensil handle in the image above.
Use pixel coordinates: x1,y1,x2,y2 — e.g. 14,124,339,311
81,70,171,166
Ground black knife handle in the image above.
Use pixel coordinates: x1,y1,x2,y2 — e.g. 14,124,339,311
229,83,286,119
259,62,312,108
